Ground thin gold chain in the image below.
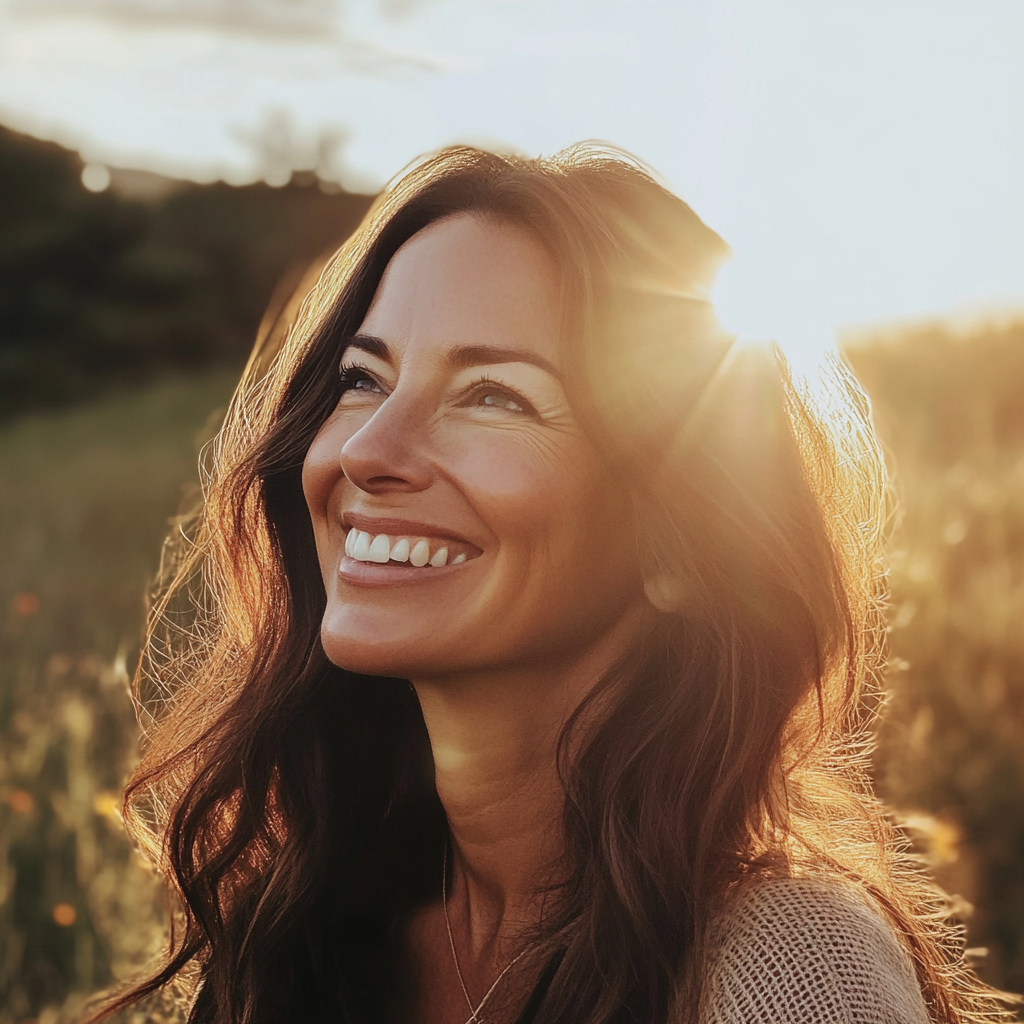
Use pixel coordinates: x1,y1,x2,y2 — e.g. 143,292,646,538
442,844,532,1024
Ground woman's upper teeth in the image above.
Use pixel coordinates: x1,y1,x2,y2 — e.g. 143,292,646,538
345,529,469,567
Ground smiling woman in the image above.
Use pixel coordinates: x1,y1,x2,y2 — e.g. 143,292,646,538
304,216,641,684
93,145,1008,1024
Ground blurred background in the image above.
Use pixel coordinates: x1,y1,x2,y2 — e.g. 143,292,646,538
0,1,1022,1021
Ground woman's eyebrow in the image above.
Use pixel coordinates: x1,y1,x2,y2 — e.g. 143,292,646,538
345,335,563,382
343,334,392,362
446,344,564,382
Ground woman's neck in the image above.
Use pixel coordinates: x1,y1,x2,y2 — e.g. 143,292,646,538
410,601,650,954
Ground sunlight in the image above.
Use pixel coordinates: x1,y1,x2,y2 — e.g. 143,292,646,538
1,0,1022,339
710,254,838,385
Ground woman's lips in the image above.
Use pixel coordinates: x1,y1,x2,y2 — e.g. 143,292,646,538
338,554,476,587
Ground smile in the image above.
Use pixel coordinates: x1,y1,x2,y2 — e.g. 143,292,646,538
344,528,474,568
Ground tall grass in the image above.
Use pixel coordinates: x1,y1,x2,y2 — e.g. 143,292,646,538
0,372,236,1022
847,319,1024,996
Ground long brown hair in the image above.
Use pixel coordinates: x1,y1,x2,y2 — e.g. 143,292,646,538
97,144,1007,1023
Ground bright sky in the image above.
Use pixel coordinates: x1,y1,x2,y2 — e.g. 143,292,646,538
1,0,1022,367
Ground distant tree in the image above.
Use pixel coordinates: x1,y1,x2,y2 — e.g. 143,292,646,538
0,125,372,418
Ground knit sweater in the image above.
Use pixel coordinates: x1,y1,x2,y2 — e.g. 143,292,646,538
700,875,931,1024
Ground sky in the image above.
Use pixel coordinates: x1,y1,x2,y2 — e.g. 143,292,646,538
1,0,1022,368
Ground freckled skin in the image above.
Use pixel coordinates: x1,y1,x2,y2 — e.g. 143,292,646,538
301,213,644,683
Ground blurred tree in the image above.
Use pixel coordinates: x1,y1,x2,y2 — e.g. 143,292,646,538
0,125,372,418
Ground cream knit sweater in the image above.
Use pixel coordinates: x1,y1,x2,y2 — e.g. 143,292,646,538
700,875,931,1023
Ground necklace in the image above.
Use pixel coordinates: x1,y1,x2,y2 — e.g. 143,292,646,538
442,845,532,1024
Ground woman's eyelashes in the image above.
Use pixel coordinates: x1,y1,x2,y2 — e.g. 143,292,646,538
338,365,387,398
338,363,540,419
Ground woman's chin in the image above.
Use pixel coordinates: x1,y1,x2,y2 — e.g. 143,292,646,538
319,614,455,679
322,636,407,678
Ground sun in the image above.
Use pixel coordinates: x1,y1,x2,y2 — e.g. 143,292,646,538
711,253,839,384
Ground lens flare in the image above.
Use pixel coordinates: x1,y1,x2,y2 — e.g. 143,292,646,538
712,255,838,385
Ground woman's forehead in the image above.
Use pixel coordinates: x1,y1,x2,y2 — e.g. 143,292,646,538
358,213,563,366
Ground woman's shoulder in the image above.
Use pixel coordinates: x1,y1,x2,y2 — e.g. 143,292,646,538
700,871,931,1024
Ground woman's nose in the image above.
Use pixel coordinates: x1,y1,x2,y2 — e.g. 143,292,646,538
339,390,434,495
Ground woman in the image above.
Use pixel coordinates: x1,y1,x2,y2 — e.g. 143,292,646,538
97,144,1006,1023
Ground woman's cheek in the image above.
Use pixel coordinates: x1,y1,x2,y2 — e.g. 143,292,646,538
442,424,581,512
303,414,360,510
301,438,333,528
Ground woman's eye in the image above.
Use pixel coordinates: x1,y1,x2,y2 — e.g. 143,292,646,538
479,389,523,412
339,367,385,397
470,384,535,416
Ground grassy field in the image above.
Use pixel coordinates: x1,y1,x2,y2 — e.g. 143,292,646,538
1,321,1023,1020
848,320,1024,996
0,371,237,1022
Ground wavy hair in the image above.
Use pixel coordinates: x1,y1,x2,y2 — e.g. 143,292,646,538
96,144,1007,1023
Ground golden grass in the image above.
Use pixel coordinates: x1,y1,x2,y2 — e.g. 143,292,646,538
2,317,1022,1018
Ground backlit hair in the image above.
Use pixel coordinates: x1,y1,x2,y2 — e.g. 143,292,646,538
96,144,1006,1023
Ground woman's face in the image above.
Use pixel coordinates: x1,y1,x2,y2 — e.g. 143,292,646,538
302,213,645,681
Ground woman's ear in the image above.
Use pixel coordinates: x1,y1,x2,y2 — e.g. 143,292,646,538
643,575,687,614
632,492,688,616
